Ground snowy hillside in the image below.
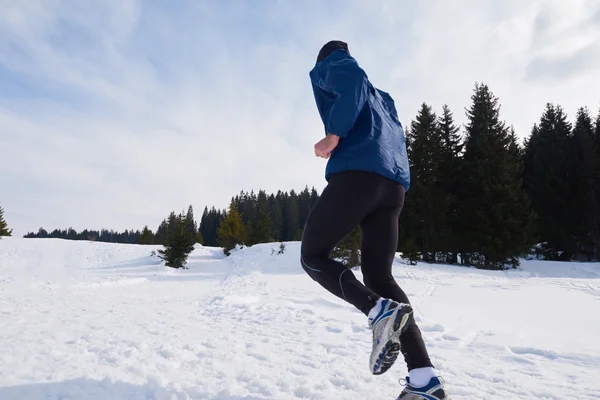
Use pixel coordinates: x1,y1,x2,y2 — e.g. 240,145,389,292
1,238,599,399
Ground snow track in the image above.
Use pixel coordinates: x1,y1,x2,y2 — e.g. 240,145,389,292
1,238,599,399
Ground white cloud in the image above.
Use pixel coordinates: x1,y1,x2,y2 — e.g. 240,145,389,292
2,0,600,236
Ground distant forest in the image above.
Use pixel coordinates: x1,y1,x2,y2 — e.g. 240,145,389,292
22,82,600,269
24,187,320,249
24,227,140,244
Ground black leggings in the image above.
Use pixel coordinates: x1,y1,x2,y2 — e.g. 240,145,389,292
300,170,432,371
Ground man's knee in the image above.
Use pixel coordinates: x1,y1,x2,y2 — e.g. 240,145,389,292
300,254,321,281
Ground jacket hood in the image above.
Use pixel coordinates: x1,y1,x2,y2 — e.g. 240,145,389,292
316,40,349,63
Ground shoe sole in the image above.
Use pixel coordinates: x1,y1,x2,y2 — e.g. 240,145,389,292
372,304,414,375
397,384,451,400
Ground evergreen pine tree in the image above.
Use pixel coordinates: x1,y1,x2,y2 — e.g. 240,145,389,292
268,193,284,242
237,190,257,228
506,126,534,258
455,83,532,269
166,211,178,244
138,226,154,245
595,107,600,145
0,205,12,237
400,103,444,262
594,109,600,260
436,105,463,263
249,190,273,244
154,219,169,245
282,191,300,241
523,104,574,259
217,201,245,255
157,212,195,269
185,205,198,244
522,122,540,241
298,187,313,232
398,124,416,254
204,207,224,247
198,207,219,246
567,107,598,260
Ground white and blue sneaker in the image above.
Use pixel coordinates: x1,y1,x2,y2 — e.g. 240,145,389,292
368,298,414,375
396,376,450,399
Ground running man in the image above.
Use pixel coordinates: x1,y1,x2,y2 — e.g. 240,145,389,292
300,40,450,400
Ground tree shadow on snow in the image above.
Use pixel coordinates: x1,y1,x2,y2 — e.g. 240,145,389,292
0,377,267,400
93,256,163,271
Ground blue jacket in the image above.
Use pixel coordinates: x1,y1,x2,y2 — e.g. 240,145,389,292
309,49,411,191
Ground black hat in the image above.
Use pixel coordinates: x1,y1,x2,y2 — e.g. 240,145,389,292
316,40,349,63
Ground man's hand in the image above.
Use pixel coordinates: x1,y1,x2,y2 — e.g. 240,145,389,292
314,134,340,159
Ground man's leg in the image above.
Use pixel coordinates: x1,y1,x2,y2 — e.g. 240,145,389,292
300,173,380,315
359,205,434,371
301,172,415,376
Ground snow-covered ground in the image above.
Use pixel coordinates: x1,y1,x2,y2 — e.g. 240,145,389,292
1,237,599,400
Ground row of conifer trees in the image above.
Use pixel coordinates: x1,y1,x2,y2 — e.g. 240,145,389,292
20,82,600,268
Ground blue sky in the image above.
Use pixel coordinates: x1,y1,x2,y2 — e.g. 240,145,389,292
2,0,600,236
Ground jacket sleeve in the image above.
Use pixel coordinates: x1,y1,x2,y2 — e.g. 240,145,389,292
319,57,369,138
